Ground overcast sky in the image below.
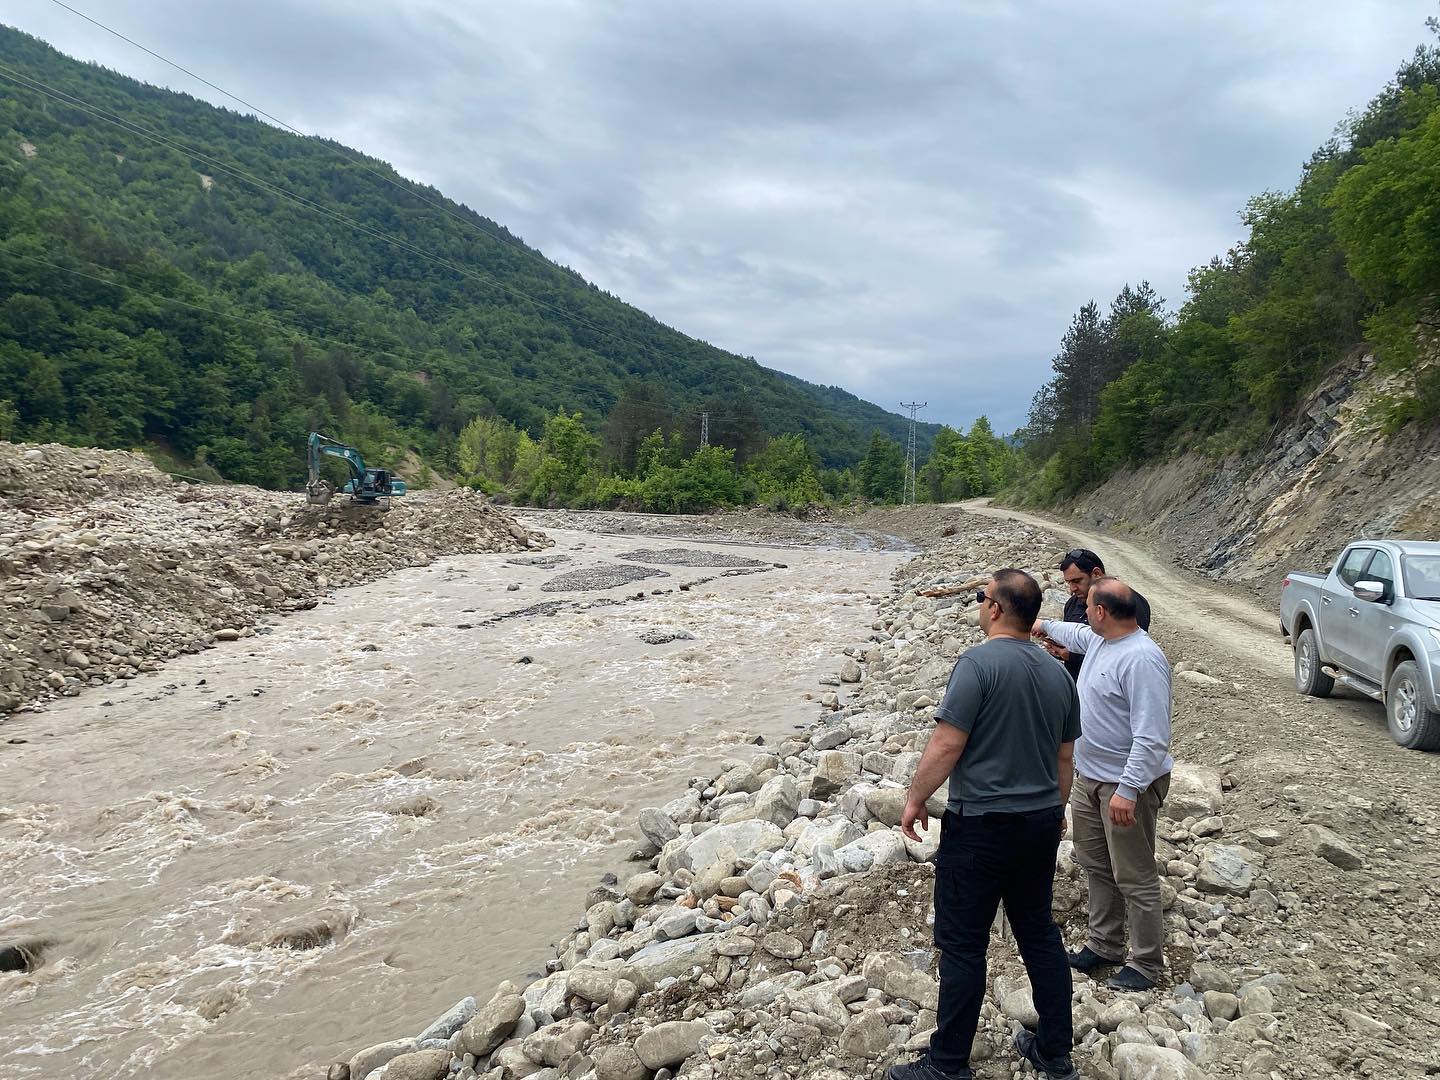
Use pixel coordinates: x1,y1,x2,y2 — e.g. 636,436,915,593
5,1,1433,430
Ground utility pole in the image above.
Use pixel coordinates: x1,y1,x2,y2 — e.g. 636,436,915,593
699,412,710,448
900,401,927,505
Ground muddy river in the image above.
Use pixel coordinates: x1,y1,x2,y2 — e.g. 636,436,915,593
0,527,901,1079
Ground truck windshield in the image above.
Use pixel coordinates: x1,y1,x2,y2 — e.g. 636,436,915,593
1403,556,1440,600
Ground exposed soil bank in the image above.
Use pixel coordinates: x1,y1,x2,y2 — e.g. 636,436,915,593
1051,357,1440,596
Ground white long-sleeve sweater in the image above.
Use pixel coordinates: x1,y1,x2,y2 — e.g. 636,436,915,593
1041,620,1174,800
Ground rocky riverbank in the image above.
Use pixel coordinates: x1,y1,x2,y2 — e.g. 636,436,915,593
318,511,1427,1080
0,442,549,719
10,458,1428,1078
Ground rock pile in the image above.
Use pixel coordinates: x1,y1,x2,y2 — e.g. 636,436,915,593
0,441,549,717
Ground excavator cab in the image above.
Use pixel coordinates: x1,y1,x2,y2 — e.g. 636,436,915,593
306,432,407,506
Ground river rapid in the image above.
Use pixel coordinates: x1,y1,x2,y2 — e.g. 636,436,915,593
0,526,901,1079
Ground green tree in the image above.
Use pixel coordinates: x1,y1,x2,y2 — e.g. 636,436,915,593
529,410,599,505
634,428,683,477
748,433,824,507
601,382,672,475
456,415,522,485
642,445,743,512
1327,84,1440,420
919,426,973,502
859,433,906,503
0,23,934,485
510,430,544,493
1228,181,1364,418
1014,12,1440,505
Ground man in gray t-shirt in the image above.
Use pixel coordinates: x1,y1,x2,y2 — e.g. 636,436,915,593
936,634,1081,817
891,570,1081,1080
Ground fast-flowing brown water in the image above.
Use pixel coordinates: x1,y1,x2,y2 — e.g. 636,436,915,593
0,528,899,1079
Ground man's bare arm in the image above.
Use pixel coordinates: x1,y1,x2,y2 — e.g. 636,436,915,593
1057,740,1075,835
1058,740,1075,806
901,722,969,841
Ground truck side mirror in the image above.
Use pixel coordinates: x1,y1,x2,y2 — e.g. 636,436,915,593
1353,580,1388,604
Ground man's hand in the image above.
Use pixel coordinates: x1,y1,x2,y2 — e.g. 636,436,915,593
900,796,929,843
1042,641,1070,662
1109,793,1137,827
1031,619,1046,638
1060,813,1069,838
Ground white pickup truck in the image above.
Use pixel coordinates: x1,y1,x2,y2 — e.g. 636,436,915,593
1280,540,1440,750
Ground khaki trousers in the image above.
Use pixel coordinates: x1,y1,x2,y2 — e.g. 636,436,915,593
1070,772,1170,980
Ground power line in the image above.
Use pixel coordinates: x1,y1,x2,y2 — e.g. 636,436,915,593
615,401,763,424
900,401,927,505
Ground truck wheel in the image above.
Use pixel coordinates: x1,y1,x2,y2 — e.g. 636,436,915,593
1387,661,1440,751
1293,629,1333,697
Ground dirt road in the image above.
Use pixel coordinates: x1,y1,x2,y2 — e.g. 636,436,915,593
959,496,1440,767
962,499,1292,679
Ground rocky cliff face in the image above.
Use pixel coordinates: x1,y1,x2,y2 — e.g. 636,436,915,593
1068,355,1440,596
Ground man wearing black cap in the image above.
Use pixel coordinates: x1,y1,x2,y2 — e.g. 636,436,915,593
1047,549,1151,680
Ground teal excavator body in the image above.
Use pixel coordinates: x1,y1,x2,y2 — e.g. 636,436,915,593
305,432,406,505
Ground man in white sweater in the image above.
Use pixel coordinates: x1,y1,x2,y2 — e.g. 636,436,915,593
1035,576,1173,991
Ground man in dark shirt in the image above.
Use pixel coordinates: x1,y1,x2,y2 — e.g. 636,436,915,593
1051,548,1151,680
891,569,1080,1080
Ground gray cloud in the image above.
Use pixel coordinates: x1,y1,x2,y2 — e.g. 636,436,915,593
5,0,1433,431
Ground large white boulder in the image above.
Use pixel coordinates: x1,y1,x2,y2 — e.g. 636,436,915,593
681,820,784,874
1162,763,1223,821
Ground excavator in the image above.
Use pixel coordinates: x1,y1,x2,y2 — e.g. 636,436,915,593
305,432,406,506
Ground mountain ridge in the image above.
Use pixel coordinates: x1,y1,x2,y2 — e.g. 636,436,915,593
0,24,938,487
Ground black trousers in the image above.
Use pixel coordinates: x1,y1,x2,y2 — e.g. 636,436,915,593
928,806,1073,1070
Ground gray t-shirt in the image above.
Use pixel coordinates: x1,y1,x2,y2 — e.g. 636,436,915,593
934,637,1081,815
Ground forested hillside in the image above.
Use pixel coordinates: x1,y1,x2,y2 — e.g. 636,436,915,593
0,26,934,490
1014,16,1440,503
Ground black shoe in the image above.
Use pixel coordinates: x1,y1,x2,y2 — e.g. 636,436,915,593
1105,965,1157,991
1067,945,1121,974
1014,1029,1079,1080
887,1053,974,1080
